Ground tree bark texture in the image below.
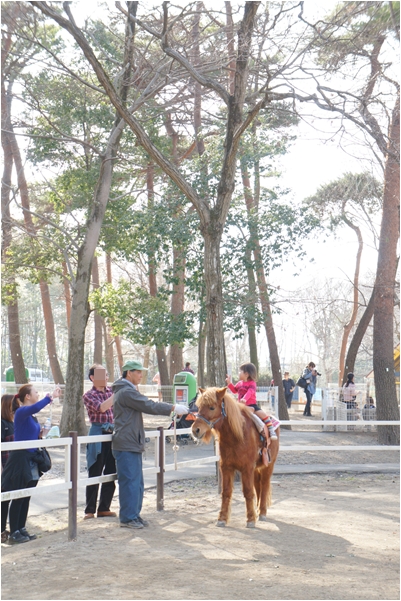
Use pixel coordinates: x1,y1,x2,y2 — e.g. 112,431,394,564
147,163,169,387
338,218,363,386
60,141,121,436
39,281,65,384
91,255,103,365
373,94,400,445
5,85,65,385
105,252,117,380
169,246,185,383
240,155,289,422
343,288,375,383
197,318,206,388
62,261,72,330
203,227,227,385
1,82,27,383
103,319,115,383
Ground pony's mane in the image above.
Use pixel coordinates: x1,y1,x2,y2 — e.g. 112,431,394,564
197,387,244,442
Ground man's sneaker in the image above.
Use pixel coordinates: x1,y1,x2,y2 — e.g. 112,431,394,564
120,519,144,530
9,530,30,544
137,516,149,527
19,527,37,540
268,427,278,441
1,530,10,544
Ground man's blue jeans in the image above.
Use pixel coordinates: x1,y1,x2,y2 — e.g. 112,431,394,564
113,450,143,523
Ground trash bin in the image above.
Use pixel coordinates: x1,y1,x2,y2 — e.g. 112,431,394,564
172,372,197,406
5,366,29,382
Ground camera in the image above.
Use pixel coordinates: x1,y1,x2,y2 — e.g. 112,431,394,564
316,371,322,376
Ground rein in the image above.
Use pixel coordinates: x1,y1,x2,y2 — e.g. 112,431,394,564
194,400,227,429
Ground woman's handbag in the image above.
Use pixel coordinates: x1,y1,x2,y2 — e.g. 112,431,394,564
296,376,308,389
31,448,52,473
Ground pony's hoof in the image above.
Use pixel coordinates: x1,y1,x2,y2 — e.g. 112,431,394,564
258,515,268,522
216,520,226,527
246,521,256,528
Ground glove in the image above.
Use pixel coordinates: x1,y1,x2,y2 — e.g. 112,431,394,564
174,404,189,416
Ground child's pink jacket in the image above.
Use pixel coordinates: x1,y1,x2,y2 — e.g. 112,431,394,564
227,380,257,406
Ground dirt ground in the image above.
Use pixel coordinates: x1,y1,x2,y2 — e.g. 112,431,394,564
1,472,399,601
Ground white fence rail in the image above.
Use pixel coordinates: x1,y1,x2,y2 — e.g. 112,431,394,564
1,422,399,541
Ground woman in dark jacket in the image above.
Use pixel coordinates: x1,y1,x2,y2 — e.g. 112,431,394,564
2,384,60,544
1,394,20,543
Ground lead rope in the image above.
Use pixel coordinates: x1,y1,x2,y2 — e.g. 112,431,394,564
172,412,179,470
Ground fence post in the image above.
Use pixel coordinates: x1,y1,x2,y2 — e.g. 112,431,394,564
157,426,164,511
68,431,78,541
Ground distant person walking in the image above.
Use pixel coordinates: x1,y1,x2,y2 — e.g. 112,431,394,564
152,372,162,400
282,372,295,409
302,362,318,417
183,362,194,374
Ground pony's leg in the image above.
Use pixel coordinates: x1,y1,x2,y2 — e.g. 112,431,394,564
217,467,234,527
241,468,257,527
254,469,261,513
258,464,273,521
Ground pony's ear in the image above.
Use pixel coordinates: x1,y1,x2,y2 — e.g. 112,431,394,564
216,387,227,401
199,387,206,393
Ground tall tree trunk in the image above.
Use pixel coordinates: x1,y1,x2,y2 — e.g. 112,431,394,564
143,346,151,369
105,252,117,379
343,287,375,383
338,219,363,386
103,318,114,382
39,281,65,384
373,94,400,445
114,336,124,372
62,261,72,330
1,82,26,384
203,227,227,385
245,246,259,372
240,155,289,422
5,85,65,384
225,1,236,96
197,319,206,388
60,150,119,435
163,118,184,383
146,162,169,386
92,255,103,364
169,247,185,383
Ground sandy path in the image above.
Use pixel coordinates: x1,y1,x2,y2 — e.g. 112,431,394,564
1,472,399,600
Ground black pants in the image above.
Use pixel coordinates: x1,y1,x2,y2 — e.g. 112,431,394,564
2,500,10,532
85,440,116,514
9,480,38,534
304,390,313,415
285,394,293,409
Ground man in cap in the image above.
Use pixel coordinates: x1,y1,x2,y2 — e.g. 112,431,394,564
112,360,188,529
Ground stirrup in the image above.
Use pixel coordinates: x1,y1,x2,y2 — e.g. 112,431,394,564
261,447,270,466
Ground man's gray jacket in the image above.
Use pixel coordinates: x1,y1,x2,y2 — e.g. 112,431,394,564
112,377,172,453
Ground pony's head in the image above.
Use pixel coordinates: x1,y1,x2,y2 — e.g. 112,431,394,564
192,386,245,444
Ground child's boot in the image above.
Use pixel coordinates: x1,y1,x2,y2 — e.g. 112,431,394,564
268,425,278,441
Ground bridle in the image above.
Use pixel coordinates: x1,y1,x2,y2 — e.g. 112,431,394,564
193,400,227,429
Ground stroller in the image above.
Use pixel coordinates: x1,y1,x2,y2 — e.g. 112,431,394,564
166,397,198,445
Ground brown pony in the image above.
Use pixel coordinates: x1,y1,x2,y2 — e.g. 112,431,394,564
192,387,279,528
